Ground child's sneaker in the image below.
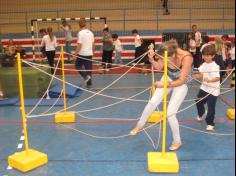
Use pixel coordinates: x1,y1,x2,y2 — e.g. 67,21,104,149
196,110,208,122
196,116,203,121
206,125,215,131
85,75,91,84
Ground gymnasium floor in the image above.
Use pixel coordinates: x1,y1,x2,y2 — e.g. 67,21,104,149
0,74,235,176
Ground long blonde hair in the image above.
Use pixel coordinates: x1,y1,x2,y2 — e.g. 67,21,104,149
158,40,179,57
215,37,223,55
47,27,55,41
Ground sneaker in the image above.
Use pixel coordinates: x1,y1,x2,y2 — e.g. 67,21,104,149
206,125,215,131
85,75,91,84
129,127,142,136
196,116,203,122
197,110,208,122
169,143,182,151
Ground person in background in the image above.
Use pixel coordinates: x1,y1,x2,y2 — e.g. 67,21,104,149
102,28,114,70
229,40,235,68
189,33,197,56
39,28,47,58
214,37,226,82
2,39,17,67
61,20,73,62
41,27,57,74
132,29,143,64
191,25,202,68
74,18,95,89
112,33,124,65
162,0,170,15
221,34,232,70
0,40,5,99
5,39,17,57
193,44,220,131
0,40,6,63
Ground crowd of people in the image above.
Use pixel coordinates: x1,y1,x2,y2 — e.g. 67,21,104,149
188,24,235,81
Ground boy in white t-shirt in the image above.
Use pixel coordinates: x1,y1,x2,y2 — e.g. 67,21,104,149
112,34,123,65
193,44,220,131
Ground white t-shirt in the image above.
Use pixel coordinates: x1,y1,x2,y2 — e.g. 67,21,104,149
230,46,235,61
199,62,220,96
189,39,196,53
113,39,123,52
134,35,142,48
41,35,57,51
77,29,94,56
195,31,202,47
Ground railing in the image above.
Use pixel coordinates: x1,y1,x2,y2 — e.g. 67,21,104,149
0,7,235,34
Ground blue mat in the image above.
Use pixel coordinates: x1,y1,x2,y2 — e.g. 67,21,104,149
49,83,83,98
0,97,65,106
15,98,65,106
0,97,19,106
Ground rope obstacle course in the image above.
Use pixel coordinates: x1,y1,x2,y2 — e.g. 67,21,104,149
6,44,235,173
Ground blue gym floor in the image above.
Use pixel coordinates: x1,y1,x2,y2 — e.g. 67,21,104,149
0,74,235,176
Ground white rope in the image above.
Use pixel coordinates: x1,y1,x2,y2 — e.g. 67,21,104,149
22,49,235,140
71,87,235,122
25,52,148,118
25,51,151,72
27,53,62,116
25,60,234,119
24,73,234,140
56,85,235,141
144,129,156,149
74,87,150,113
154,51,235,89
78,113,138,121
137,70,235,136
59,124,131,139
25,51,235,74
24,62,151,118
42,90,63,114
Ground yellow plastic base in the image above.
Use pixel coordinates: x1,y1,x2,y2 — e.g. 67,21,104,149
8,149,48,173
227,109,235,120
147,152,179,173
55,111,76,123
148,111,163,123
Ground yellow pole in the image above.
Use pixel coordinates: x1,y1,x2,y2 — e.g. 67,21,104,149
61,46,67,112
151,66,155,95
162,51,168,154
17,53,29,152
